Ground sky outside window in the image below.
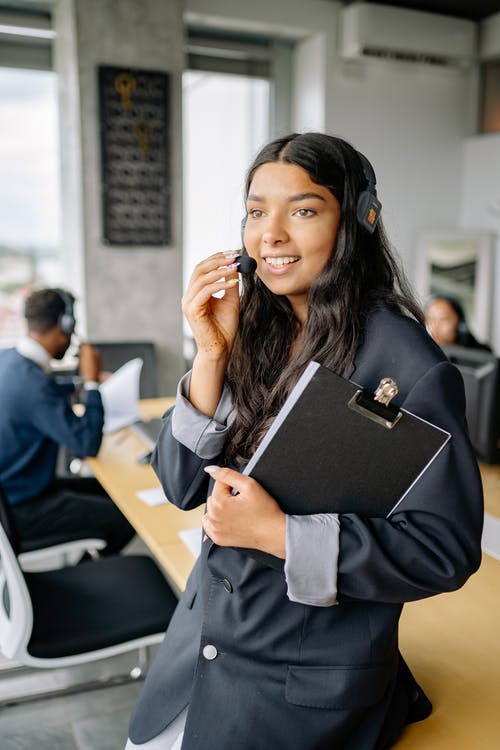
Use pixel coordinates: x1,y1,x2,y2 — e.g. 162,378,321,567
0,67,61,339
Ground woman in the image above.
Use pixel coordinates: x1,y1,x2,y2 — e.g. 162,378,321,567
127,133,483,749
424,294,492,351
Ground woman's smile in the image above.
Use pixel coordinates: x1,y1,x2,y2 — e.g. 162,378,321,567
263,255,301,273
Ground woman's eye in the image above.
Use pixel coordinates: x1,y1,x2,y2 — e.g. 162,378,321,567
295,208,315,217
248,209,263,219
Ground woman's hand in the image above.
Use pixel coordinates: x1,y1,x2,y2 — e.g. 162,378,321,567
202,466,286,559
182,252,241,363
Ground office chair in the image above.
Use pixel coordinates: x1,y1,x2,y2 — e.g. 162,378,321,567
0,513,177,702
0,484,105,572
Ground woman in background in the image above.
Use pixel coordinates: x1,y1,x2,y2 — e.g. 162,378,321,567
127,132,483,750
424,294,492,351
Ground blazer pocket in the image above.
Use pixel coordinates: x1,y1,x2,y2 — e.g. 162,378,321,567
285,662,395,710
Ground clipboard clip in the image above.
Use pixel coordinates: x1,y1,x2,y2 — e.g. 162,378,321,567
348,377,402,430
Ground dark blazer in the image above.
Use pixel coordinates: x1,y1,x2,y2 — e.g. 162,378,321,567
129,306,483,750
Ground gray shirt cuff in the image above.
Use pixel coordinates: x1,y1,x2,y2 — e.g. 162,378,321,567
284,514,340,607
171,371,235,459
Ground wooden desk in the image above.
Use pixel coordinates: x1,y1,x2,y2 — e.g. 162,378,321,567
87,398,203,593
396,551,500,748
395,460,500,748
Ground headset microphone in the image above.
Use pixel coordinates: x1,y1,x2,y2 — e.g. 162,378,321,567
236,216,257,275
236,255,257,275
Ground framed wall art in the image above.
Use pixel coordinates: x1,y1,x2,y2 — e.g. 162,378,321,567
98,65,170,246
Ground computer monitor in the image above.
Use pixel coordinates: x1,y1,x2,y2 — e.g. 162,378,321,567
442,344,500,465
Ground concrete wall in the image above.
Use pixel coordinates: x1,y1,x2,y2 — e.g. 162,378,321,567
53,0,185,394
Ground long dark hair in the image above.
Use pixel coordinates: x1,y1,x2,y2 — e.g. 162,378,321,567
225,132,423,466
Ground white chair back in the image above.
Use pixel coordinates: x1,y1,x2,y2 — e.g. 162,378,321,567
0,519,33,660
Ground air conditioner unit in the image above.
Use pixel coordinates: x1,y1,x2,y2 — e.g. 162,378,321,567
340,2,476,68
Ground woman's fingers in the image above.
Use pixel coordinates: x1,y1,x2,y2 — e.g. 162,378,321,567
182,251,242,357
189,251,240,287
183,277,239,318
182,254,240,313
201,467,286,557
203,465,248,491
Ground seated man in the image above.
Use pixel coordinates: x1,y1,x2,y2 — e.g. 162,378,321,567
0,288,135,555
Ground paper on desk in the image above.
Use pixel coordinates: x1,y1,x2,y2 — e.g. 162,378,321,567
136,486,170,506
100,357,143,433
178,527,202,558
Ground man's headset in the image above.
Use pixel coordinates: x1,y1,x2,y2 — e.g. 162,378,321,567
237,151,382,273
55,289,76,336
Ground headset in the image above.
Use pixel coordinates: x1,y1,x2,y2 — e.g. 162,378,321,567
356,152,382,234
237,217,257,275
55,289,76,336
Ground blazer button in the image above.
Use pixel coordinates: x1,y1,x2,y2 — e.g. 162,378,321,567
202,644,218,660
222,578,233,593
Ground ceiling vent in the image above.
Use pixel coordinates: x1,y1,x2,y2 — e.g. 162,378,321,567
339,2,476,68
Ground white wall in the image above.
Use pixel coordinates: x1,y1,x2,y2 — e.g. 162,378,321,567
461,133,500,353
184,0,336,39
290,3,478,278
321,55,477,274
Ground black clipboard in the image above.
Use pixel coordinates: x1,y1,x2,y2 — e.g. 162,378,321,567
242,361,450,519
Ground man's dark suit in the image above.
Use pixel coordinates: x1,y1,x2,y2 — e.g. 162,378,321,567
129,306,483,749
0,347,134,555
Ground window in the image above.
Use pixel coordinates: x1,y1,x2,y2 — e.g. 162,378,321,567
182,27,295,279
182,70,270,290
0,25,61,345
0,66,60,341
0,10,58,342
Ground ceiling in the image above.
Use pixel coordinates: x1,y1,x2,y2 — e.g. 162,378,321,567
1,0,499,23
341,1,500,22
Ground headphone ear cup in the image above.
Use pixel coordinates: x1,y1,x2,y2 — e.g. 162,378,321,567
55,289,76,336
356,151,382,234
357,190,381,234
58,313,75,336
